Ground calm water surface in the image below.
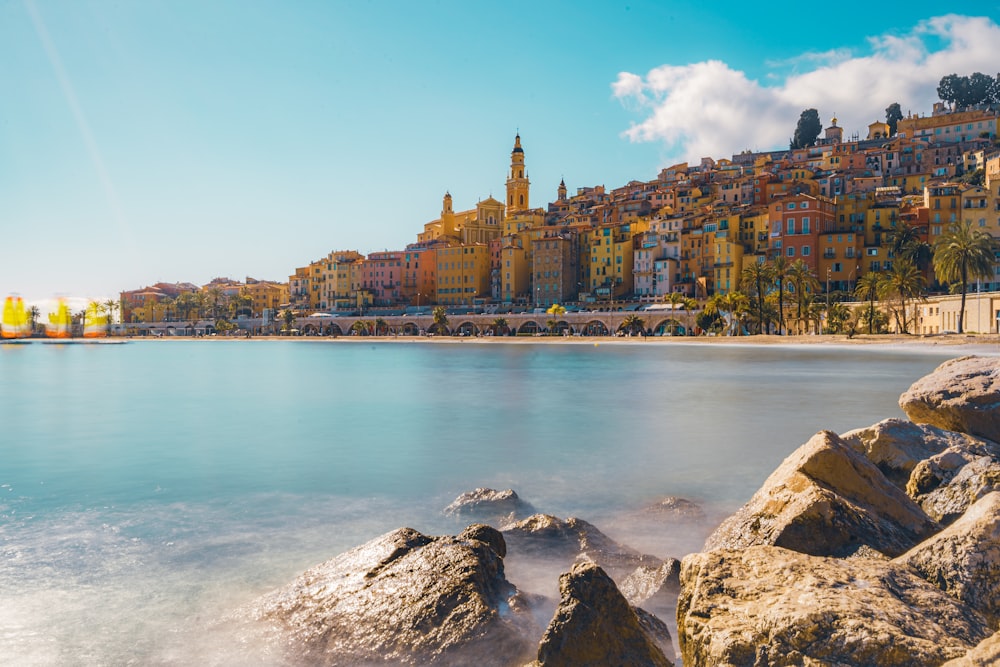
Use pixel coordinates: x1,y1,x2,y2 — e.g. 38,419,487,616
0,340,975,664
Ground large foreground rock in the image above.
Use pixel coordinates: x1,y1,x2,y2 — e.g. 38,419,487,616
896,491,1000,626
704,430,939,558
531,561,673,667
841,418,985,490
249,525,536,666
501,513,662,580
899,356,1000,443
941,630,1000,666
678,545,992,667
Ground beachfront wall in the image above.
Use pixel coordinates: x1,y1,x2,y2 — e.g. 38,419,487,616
914,292,1000,335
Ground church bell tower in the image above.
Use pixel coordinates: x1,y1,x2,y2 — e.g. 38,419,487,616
506,133,530,214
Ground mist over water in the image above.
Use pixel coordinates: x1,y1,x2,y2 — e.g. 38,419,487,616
0,340,963,664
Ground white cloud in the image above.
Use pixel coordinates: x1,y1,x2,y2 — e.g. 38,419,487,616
613,15,1000,164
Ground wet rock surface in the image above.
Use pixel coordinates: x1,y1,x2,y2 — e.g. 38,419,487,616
899,355,1000,443
444,488,534,524
531,561,673,667
248,524,537,666
704,430,939,558
501,513,662,580
678,545,992,667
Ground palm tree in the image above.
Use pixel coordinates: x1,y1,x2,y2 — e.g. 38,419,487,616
932,221,996,333
374,318,388,336
855,271,883,335
741,260,774,335
826,301,852,334
787,260,819,335
490,317,509,336
26,305,40,336
102,299,119,336
620,313,645,336
890,223,932,272
432,306,449,335
282,309,296,333
546,303,567,316
879,258,924,334
770,256,790,335
682,296,698,336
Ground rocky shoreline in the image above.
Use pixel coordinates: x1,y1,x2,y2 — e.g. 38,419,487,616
231,355,1000,666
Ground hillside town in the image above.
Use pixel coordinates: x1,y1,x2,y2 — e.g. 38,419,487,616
119,87,1000,338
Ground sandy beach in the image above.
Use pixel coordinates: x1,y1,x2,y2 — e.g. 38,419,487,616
152,332,1000,355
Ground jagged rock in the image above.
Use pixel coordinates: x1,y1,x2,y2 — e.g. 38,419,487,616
248,525,537,666
501,513,661,580
678,545,992,667
531,561,673,667
444,488,533,523
916,455,1000,524
704,430,939,558
841,418,982,490
640,496,706,521
618,558,681,610
896,491,1000,626
899,356,1000,443
941,630,1000,666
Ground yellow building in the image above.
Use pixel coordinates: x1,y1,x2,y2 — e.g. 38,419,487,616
321,250,363,310
242,279,289,317
706,215,744,294
506,134,530,213
897,108,999,143
436,244,491,305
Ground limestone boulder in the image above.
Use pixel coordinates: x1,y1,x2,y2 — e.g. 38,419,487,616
841,418,983,490
531,561,673,667
899,355,1000,443
915,455,1000,524
941,630,1000,667
678,545,992,667
444,487,533,523
896,491,1000,625
501,513,662,580
704,431,939,558
248,524,537,666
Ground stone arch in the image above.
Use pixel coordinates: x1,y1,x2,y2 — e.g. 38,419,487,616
651,318,685,336
551,320,571,335
301,323,318,335
400,322,420,336
517,320,543,335
455,321,479,336
584,320,609,336
325,323,344,336
428,322,449,335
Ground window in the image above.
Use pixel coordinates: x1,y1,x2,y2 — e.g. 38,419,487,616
787,219,795,235
787,247,795,257
802,246,811,256
870,261,880,271
787,203,796,210
867,248,878,256
802,218,810,234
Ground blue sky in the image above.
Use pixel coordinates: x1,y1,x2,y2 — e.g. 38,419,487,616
3,1,999,308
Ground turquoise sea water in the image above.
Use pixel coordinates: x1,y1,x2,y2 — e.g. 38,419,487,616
0,340,980,664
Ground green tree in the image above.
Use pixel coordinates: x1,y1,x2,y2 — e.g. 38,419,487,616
826,301,852,334
770,256,790,335
102,298,119,336
890,223,932,273
374,318,389,335
27,305,40,336
854,271,883,335
791,108,822,149
282,309,295,332
885,102,903,136
490,317,509,336
879,259,924,334
932,221,996,333
620,313,645,336
682,296,698,335
741,259,774,334
432,306,449,334
788,260,819,335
